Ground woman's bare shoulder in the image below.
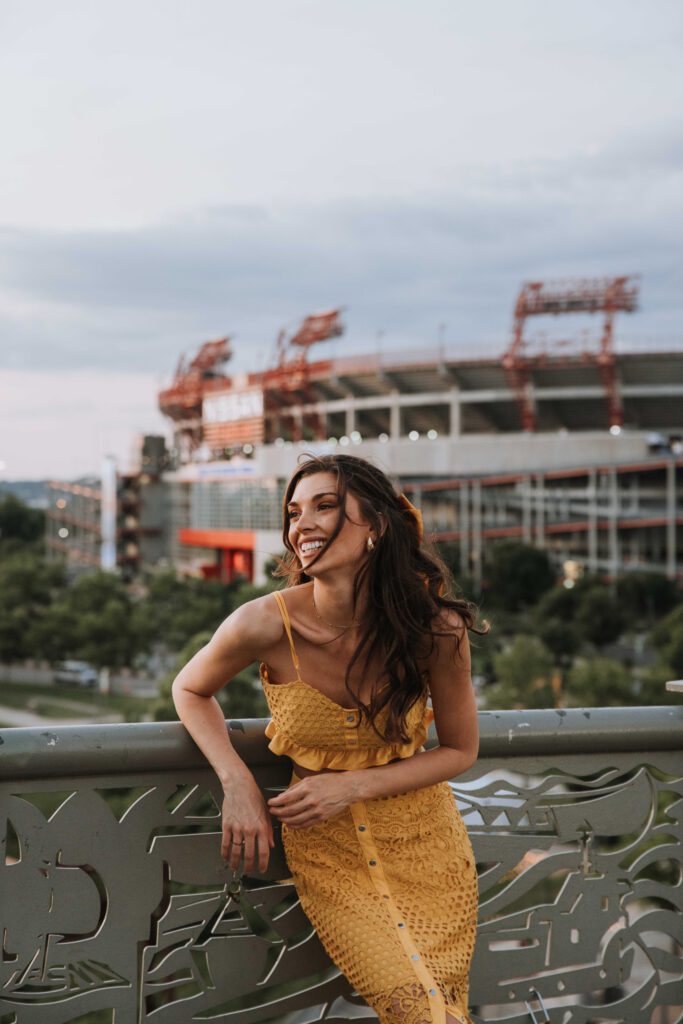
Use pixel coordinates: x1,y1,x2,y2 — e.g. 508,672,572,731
213,591,284,655
273,581,313,614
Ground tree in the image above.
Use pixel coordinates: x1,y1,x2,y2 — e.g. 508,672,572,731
27,602,78,664
33,571,141,669
649,603,683,651
536,618,580,666
534,585,580,622
485,635,555,709
566,658,635,707
0,494,45,545
0,552,65,662
575,587,625,647
616,572,679,621
638,591,683,701
133,571,239,656
636,662,683,706
483,541,556,611
230,581,279,605
152,631,268,722
217,666,269,719
532,586,581,667
662,624,683,677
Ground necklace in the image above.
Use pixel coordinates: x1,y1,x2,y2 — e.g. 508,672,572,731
311,589,361,632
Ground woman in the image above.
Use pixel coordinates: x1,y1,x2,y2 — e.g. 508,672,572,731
172,453,487,1024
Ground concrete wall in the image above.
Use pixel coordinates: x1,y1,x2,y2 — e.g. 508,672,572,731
253,529,285,585
256,430,652,481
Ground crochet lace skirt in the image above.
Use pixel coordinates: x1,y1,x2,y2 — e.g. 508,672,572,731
281,767,478,1024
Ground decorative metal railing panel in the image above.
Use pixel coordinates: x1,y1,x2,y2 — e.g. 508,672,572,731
0,707,681,1024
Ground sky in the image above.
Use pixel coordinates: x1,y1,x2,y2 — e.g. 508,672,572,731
1,0,682,479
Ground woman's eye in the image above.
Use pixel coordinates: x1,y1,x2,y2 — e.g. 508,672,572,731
289,503,335,518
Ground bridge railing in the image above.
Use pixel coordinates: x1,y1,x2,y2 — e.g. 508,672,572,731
1,706,681,1024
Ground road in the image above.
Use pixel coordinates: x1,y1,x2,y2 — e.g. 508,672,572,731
0,705,122,728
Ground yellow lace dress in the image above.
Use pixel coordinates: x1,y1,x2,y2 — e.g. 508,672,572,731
260,591,479,1024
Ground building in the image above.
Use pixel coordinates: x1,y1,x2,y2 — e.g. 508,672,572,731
159,280,683,586
46,436,169,579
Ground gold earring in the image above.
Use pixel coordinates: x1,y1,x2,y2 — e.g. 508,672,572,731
367,536,375,551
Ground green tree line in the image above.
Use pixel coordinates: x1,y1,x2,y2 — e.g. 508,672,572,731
463,539,682,711
1,495,681,717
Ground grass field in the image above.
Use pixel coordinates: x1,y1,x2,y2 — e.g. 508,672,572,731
0,680,153,722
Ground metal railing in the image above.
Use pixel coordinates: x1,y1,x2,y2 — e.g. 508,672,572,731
1,706,681,1024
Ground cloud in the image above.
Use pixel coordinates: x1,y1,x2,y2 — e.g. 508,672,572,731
1,123,682,385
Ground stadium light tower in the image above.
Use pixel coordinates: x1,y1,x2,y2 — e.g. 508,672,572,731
502,276,639,431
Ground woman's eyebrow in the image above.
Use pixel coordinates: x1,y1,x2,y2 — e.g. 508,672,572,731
287,491,339,508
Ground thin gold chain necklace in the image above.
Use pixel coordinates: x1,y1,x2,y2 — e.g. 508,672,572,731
311,589,360,632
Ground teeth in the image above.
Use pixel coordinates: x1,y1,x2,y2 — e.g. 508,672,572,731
301,541,325,553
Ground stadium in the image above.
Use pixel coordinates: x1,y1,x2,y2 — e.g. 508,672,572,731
156,276,683,587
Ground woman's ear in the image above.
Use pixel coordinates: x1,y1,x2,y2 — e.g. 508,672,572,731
376,512,387,539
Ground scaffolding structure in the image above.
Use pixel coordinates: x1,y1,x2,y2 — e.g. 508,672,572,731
262,309,344,442
158,337,233,457
502,277,640,431
405,456,681,586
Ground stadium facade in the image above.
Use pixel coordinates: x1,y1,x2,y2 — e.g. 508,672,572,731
162,341,683,587
46,280,683,586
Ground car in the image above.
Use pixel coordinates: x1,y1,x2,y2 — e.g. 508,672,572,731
53,660,99,689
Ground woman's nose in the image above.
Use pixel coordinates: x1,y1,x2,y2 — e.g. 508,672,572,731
295,508,315,530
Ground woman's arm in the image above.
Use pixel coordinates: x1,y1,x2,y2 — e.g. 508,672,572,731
172,596,283,872
268,610,478,827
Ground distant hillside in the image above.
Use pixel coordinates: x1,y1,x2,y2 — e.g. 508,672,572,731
0,480,49,508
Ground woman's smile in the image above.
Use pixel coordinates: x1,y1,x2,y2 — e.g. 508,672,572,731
299,537,327,558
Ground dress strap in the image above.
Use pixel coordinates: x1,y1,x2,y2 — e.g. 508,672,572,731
273,591,302,680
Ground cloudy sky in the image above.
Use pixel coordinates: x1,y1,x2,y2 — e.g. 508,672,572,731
2,0,682,478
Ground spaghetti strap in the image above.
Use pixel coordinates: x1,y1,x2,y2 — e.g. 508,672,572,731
273,591,302,680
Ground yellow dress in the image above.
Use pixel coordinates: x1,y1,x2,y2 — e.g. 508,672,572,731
261,591,478,1024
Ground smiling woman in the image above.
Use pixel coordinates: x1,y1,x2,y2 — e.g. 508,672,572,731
172,453,489,1024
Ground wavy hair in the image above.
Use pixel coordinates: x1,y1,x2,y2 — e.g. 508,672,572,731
274,453,489,744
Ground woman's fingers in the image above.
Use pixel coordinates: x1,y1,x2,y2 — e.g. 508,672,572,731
221,781,275,873
268,780,305,807
222,825,274,874
281,813,315,828
242,834,255,873
269,786,308,811
241,830,271,874
259,830,273,873
228,834,245,871
271,791,312,815
221,829,235,862
272,799,318,828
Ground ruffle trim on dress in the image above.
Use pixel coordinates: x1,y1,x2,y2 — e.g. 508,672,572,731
264,715,433,771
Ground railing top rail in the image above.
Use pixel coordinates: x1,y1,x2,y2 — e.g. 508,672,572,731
1,706,681,782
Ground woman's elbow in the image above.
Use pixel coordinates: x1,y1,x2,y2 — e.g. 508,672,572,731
171,669,197,711
463,746,478,772
447,741,478,774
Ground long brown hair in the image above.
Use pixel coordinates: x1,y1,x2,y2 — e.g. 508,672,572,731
275,453,489,744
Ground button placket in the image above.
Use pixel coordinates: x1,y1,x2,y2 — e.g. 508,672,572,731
348,800,449,1024
344,709,360,749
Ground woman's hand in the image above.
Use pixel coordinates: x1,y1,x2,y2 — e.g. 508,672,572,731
221,769,275,874
267,772,357,829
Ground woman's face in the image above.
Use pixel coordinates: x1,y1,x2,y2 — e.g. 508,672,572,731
287,471,373,576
